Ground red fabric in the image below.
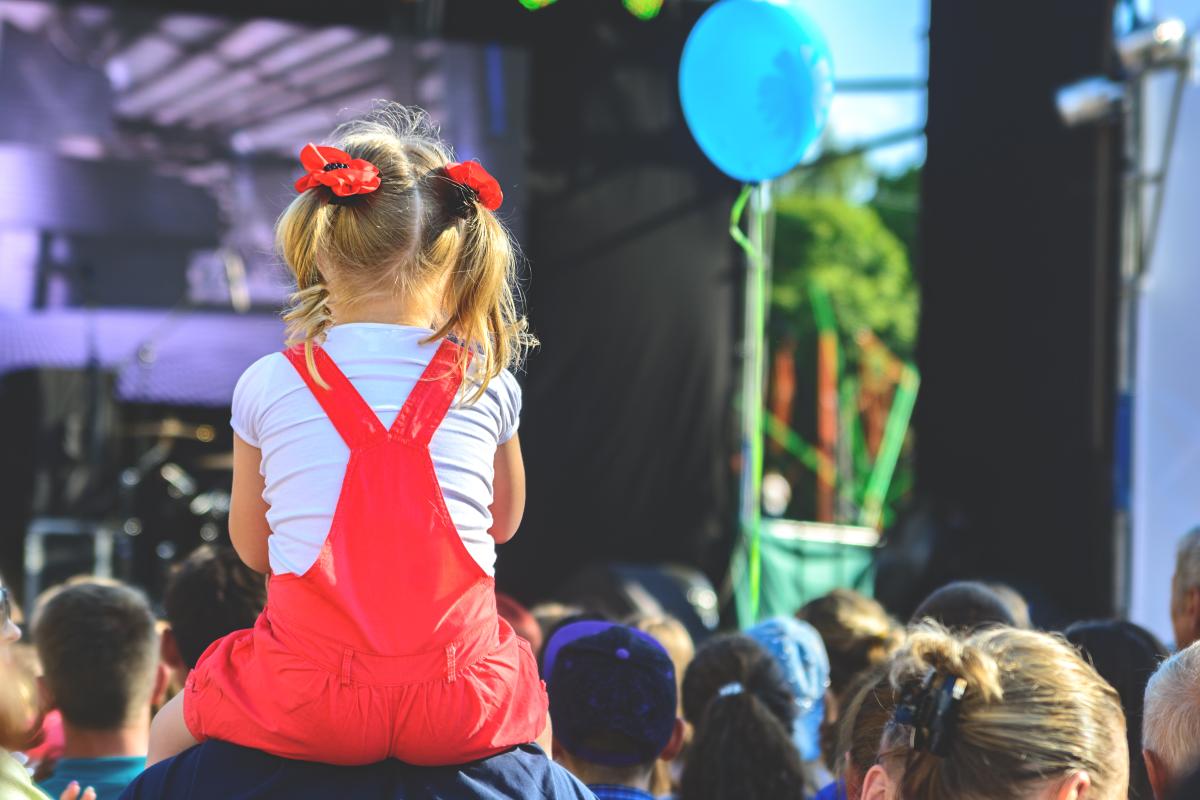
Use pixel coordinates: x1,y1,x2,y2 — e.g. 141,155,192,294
184,340,547,766
444,162,504,211
294,143,381,197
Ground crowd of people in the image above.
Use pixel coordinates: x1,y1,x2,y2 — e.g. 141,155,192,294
0,528,1190,799
0,105,1195,800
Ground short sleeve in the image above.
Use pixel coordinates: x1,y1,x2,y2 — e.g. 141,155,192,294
230,354,276,448
494,369,522,444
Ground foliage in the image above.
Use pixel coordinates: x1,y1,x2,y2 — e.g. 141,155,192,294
869,165,921,258
770,193,918,362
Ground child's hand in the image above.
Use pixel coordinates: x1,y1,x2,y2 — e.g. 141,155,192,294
58,780,96,800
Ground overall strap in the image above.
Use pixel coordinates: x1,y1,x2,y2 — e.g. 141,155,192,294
283,344,387,449
389,339,470,446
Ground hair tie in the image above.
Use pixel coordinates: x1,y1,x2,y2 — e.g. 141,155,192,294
442,161,503,212
718,681,745,698
894,670,967,757
295,143,381,199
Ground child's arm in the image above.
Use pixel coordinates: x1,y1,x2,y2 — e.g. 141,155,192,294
229,433,272,573
489,434,526,544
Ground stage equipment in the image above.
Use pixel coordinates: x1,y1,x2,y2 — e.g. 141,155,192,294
553,562,720,647
23,518,128,617
1056,16,1195,617
902,0,1128,624
679,0,833,624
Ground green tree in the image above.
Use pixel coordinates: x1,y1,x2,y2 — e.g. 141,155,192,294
869,165,921,258
771,194,918,361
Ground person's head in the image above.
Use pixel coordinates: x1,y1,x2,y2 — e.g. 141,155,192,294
910,581,1017,632
986,583,1032,629
680,634,810,800
162,544,267,672
0,574,19,646
628,614,695,707
278,102,534,401
1064,619,1168,800
33,579,165,731
1170,527,1200,650
798,588,904,767
0,645,39,752
747,616,829,763
862,624,1128,800
497,592,543,655
798,589,903,702
834,663,897,800
544,622,684,790
1143,641,1200,799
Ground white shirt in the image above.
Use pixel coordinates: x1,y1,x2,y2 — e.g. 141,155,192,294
230,323,520,576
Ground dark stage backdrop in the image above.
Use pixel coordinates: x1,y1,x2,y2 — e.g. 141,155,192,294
496,4,740,603
881,0,1123,624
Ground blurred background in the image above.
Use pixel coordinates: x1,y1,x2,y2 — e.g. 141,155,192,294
0,0,1194,645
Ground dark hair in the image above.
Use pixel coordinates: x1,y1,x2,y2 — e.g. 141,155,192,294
985,583,1031,628
164,545,266,669
680,635,807,800
798,588,903,701
1064,619,1168,800
910,581,1016,632
33,580,158,729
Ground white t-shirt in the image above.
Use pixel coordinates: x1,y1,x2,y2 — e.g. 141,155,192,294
230,323,520,577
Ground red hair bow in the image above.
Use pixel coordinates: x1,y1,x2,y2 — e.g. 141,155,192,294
294,143,381,198
444,161,503,211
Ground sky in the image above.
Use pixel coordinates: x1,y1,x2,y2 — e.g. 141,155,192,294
803,0,929,173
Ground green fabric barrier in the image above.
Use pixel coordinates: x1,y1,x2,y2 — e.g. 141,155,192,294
734,520,877,625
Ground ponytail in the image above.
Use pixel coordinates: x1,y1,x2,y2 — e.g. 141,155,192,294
426,197,532,403
680,635,810,800
278,186,335,388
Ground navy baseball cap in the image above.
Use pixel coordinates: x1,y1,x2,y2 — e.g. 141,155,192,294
544,621,677,768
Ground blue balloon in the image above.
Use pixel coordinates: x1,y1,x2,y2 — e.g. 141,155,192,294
679,0,834,182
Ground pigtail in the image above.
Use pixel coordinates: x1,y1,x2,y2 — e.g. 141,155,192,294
428,202,535,403
277,103,536,402
278,190,335,388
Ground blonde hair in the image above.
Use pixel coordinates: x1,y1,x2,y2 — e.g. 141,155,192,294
798,588,904,700
278,103,534,401
881,624,1128,800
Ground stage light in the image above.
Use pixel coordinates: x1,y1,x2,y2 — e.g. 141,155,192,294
1055,76,1124,127
624,0,663,20
1116,18,1190,70
517,0,557,9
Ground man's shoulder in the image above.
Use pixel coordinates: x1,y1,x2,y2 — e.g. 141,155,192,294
119,741,597,800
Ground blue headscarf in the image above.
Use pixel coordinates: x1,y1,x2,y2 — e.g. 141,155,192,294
748,616,831,762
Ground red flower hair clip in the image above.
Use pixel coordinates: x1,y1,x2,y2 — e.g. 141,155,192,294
294,143,381,198
443,161,503,211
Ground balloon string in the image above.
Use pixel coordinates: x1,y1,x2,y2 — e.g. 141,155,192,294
730,184,757,264
730,183,765,622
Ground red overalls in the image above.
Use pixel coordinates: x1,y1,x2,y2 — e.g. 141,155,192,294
183,339,548,766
